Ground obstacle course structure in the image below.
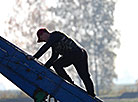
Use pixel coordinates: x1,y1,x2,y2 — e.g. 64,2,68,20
0,36,101,102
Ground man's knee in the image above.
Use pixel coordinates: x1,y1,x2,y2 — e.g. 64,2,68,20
79,73,91,81
53,62,64,74
53,61,60,69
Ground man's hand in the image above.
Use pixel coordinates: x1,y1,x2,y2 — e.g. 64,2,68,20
26,55,35,60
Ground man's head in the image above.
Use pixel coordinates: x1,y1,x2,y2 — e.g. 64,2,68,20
37,28,50,43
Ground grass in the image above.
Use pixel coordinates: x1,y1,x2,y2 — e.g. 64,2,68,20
103,98,138,102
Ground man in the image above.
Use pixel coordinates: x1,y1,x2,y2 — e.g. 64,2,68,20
27,28,101,101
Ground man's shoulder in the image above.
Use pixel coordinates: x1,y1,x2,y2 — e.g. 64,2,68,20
49,31,65,42
51,31,62,34
51,31,67,38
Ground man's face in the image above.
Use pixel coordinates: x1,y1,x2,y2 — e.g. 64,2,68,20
39,32,49,42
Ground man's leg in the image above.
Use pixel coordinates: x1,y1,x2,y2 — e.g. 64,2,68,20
52,56,74,84
73,50,96,97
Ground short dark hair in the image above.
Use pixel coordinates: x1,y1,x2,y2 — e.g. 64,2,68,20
37,28,49,37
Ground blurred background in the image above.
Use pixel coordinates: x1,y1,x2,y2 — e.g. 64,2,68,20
0,0,138,102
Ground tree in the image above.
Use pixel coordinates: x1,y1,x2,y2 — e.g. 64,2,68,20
49,0,120,95
91,0,120,95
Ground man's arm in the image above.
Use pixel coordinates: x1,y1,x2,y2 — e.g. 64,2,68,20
33,43,51,59
33,33,59,59
44,48,59,68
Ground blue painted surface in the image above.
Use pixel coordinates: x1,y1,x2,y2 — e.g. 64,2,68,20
0,36,97,102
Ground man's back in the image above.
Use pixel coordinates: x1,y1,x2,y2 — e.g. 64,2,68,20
50,31,83,55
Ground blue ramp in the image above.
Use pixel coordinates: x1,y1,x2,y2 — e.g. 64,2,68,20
0,36,97,102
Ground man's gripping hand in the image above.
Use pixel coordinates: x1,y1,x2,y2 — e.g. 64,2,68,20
26,55,35,60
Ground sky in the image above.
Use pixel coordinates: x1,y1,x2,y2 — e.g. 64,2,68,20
0,0,138,90
114,0,138,84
